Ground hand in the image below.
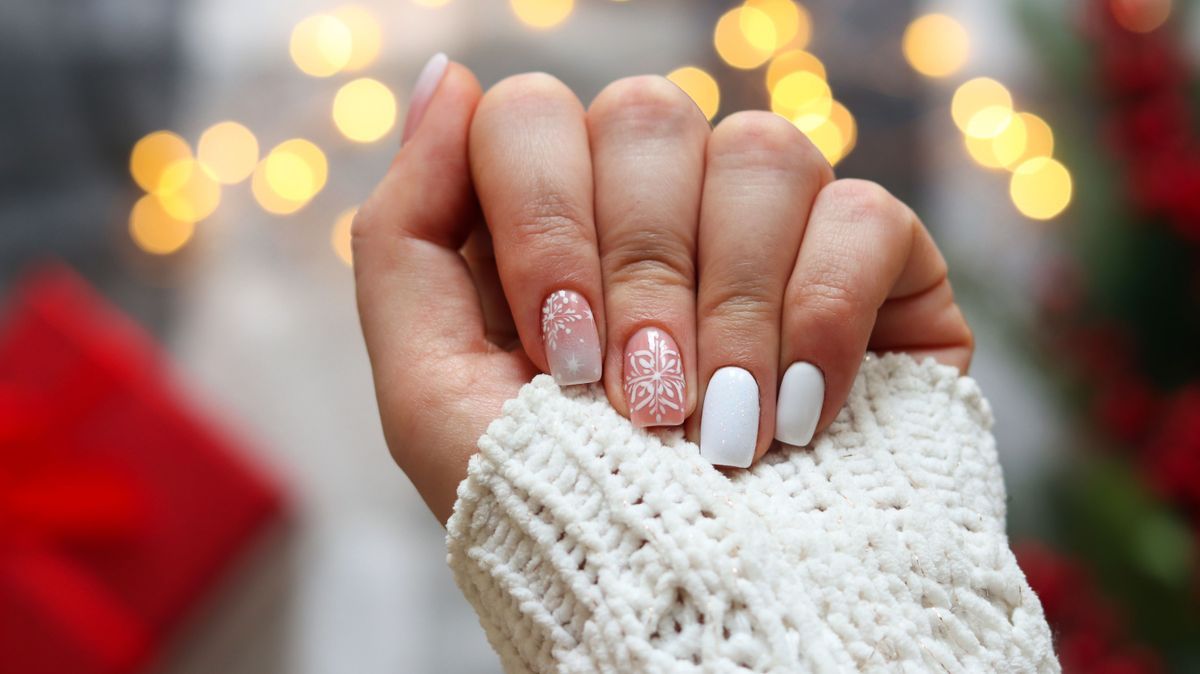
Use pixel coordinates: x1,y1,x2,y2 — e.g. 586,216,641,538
354,57,973,523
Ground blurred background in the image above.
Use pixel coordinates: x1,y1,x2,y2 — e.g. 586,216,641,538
1,0,1198,672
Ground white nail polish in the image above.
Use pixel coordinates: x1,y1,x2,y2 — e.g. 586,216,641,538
775,361,824,446
700,367,759,468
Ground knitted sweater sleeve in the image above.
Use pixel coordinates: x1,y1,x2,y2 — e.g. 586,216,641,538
446,354,1060,673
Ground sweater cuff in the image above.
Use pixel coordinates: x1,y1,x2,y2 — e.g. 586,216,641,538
447,353,1058,674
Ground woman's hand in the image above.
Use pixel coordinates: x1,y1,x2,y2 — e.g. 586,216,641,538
354,57,973,523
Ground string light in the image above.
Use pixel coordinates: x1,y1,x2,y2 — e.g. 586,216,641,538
965,113,1027,169
332,6,382,72
903,14,969,78
197,121,258,184
714,7,776,69
130,131,191,192
766,49,826,90
770,71,831,119
129,194,195,255
1010,157,1072,219
155,159,221,222
1005,112,1054,168
951,78,1012,132
252,139,327,214
666,66,720,121
964,105,1015,139
510,0,574,29
743,0,801,51
333,78,397,143
290,14,352,77
332,207,357,266
828,100,856,160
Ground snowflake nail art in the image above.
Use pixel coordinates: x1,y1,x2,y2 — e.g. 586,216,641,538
541,290,601,385
624,327,686,427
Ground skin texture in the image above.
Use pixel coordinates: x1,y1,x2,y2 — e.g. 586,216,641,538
353,61,973,525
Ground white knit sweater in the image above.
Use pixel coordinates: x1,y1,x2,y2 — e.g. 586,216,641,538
446,354,1060,673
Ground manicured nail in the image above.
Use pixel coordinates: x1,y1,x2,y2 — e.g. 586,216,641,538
623,327,686,428
775,361,824,446
541,289,602,385
700,367,759,468
401,52,449,144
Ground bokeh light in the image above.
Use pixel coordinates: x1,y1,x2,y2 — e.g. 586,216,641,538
129,194,196,255
765,49,826,91
743,0,800,51
1109,0,1172,33
1005,112,1054,168
510,0,574,29
828,100,856,159
770,71,832,119
965,105,1015,139
903,13,970,78
714,7,776,70
154,160,221,222
332,6,382,72
1010,157,1072,220
197,121,258,184
966,112,1027,169
333,78,397,143
332,207,357,266
798,116,845,165
667,66,720,121
130,131,191,192
952,77,1012,132
290,14,352,77
252,139,327,215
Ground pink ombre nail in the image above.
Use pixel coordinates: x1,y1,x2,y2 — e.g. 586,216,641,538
541,290,602,385
624,326,686,428
401,52,449,144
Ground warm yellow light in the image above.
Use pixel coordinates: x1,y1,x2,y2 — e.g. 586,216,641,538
332,6,382,72
744,0,799,51
290,14,352,77
333,78,397,143
964,105,1015,139
951,77,1012,132
332,207,357,266
130,194,195,255
1110,0,1172,33
829,100,857,159
130,131,191,193
1004,112,1054,168
510,0,574,29
714,7,776,70
197,121,258,184
667,66,720,121
765,49,826,91
252,139,327,214
902,13,970,78
770,71,831,119
154,160,221,222
1010,157,1072,220
798,116,845,165
966,113,1027,169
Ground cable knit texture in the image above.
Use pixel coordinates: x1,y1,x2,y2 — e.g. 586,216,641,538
446,354,1059,673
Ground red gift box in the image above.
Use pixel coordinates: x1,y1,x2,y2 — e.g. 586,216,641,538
0,266,284,674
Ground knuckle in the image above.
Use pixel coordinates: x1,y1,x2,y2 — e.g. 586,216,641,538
507,190,593,255
589,75,704,133
701,280,778,325
604,228,695,290
789,279,868,325
480,72,579,117
710,110,832,181
819,179,904,227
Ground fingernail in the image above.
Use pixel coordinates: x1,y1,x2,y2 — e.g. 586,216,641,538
775,361,824,446
401,52,449,144
700,367,759,468
541,289,602,385
623,327,686,428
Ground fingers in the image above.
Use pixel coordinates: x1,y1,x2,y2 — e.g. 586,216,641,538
470,73,604,385
775,179,973,447
694,112,833,467
587,76,709,427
